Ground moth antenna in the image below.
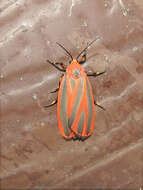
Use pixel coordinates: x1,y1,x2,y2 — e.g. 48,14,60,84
76,39,97,59
56,42,73,61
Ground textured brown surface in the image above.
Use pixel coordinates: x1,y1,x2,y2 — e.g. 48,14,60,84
0,0,143,189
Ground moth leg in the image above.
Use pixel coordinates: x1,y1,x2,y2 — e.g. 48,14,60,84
44,74,63,107
48,74,63,94
94,101,105,111
47,59,66,72
54,62,67,70
48,86,59,94
87,70,106,77
43,99,57,108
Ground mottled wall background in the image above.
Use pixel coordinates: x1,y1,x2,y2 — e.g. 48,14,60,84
0,0,143,189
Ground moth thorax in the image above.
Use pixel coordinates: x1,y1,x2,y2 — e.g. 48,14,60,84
73,68,80,78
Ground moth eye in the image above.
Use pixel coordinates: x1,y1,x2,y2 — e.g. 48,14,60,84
73,68,80,78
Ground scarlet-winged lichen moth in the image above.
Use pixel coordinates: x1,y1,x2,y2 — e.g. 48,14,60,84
44,40,105,141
